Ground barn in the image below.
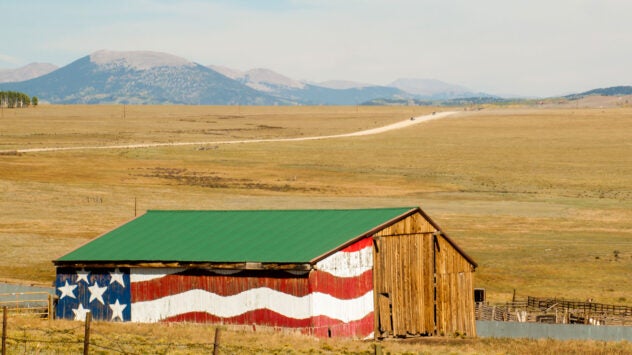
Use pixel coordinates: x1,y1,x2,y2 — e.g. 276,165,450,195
54,207,477,338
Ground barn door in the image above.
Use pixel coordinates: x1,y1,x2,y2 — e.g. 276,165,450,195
373,233,436,338
378,293,393,335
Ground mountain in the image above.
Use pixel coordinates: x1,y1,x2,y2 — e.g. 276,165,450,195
271,84,408,105
217,67,306,93
0,63,58,83
565,85,632,99
389,78,484,99
209,65,410,105
0,50,283,105
315,80,373,90
0,50,490,105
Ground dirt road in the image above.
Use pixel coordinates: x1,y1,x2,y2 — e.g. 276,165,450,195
5,111,458,154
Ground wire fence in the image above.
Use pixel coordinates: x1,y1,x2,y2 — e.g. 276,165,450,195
1,307,223,355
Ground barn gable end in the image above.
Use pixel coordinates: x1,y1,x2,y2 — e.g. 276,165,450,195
53,207,476,339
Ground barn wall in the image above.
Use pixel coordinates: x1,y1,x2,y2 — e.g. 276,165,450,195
55,240,376,339
312,237,375,338
372,212,476,338
55,267,131,321
435,236,477,336
130,268,314,327
373,214,436,337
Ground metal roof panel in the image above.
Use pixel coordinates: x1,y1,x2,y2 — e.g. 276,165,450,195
56,207,416,264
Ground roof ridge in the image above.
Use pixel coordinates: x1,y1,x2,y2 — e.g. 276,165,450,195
146,207,417,213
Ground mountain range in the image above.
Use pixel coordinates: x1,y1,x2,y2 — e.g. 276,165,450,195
0,63,58,83
0,50,487,105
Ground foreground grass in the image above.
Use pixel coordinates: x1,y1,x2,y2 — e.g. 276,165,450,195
3,316,632,354
1,105,631,306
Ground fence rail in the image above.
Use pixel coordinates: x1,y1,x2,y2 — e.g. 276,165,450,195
476,296,632,326
0,292,53,319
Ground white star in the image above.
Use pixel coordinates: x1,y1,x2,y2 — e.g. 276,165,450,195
88,281,107,305
109,268,125,287
76,268,90,284
109,299,127,321
72,304,90,321
57,280,77,299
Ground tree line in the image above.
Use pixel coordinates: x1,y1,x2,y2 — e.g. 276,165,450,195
0,91,38,108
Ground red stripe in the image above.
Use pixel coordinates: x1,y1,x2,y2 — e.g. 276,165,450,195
310,269,372,299
131,269,372,302
162,310,374,338
340,237,372,252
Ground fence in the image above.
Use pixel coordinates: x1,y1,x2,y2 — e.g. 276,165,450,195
527,296,632,317
0,292,53,319
1,307,223,355
476,296,632,326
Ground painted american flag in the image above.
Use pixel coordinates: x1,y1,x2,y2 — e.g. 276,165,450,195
55,267,131,321
55,237,374,338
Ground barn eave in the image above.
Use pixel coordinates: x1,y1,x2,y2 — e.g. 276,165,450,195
52,260,313,271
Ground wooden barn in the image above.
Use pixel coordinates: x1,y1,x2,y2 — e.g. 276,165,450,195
54,207,477,338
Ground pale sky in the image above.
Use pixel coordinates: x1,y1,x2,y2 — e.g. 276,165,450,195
2,0,631,97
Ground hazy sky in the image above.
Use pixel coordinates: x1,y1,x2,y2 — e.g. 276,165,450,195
2,0,631,97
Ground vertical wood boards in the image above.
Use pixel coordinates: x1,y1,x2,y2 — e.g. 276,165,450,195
373,212,476,338
434,236,477,336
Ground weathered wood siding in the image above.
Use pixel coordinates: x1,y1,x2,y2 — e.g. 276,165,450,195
435,236,477,336
373,213,436,337
372,212,476,338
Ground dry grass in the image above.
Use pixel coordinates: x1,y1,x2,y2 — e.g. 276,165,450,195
1,104,632,351
1,105,631,299
3,315,631,354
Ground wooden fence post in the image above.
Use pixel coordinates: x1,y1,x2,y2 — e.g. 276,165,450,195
84,312,91,355
48,294,53,321
213,327,221,355
2,306,7,355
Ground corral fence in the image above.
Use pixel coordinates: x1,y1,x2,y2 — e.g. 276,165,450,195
476,295,632,326
0,292,53,319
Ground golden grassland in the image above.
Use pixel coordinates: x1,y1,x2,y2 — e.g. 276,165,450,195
3,315,632,354
1,104,631,352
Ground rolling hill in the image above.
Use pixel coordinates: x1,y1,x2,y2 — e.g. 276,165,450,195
565,85,632,99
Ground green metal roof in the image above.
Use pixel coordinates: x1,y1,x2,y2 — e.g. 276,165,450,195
56,207,417,264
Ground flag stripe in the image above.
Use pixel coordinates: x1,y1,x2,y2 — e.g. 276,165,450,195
131,269,372,301
315,243,372,278
339,237,373,252
161,310,375,338
131,288,374,323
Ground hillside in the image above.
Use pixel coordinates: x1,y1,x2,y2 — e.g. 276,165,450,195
566,85,632,99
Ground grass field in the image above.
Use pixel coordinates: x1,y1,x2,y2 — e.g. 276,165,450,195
1,104,631,351
3,316,632,354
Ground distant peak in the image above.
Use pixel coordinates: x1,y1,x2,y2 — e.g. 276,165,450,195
243,68,305,90
90,50,195,70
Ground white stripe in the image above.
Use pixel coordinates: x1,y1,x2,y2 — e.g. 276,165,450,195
130,268,185,283
131,287,373,323
315,246,373,278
